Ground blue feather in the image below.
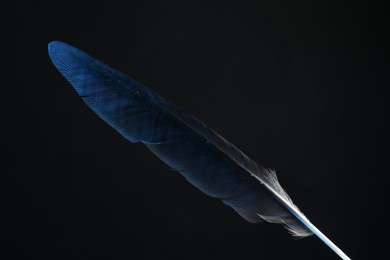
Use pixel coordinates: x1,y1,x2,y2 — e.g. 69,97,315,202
48,41,351,259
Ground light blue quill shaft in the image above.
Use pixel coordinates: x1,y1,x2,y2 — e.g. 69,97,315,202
48,41,350,259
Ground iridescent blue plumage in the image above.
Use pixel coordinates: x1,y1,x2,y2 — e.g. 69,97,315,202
48,40,311,234
49,41,355,259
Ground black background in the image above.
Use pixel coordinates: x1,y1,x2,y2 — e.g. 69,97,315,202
1,1,388,259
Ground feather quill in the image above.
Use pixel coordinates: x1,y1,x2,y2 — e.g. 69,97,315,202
48,41,350,259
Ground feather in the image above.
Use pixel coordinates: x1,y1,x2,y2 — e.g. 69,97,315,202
48,41,350,259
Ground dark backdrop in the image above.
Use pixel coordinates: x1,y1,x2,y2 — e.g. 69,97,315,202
1,1,388,259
